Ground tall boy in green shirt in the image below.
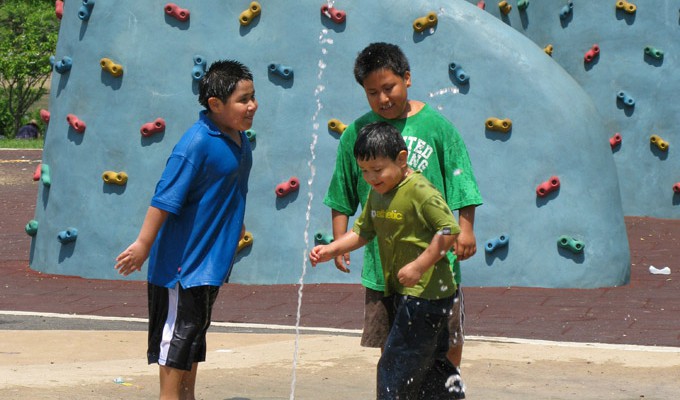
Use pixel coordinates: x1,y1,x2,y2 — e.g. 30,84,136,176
323,42,482,398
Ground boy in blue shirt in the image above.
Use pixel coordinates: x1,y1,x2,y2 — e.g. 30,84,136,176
115,59,257,399
311,121,462,399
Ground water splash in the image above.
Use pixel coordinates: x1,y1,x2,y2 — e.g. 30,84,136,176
289,28,327,400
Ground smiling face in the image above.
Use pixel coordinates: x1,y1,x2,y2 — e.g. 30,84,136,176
357,150,409,195
207,79,258,136
362,68,411,120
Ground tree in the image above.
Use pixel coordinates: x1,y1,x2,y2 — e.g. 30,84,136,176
0,1,58,138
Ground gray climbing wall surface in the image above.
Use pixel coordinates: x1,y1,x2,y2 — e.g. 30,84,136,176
29,0,642,288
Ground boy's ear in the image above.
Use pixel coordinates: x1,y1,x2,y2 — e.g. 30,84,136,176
207,97,223,112
397,149,408,167
403,71,412,88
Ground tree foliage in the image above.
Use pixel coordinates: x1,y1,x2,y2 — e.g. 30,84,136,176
0,0,58,137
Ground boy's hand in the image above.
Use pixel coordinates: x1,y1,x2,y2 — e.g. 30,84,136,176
333,253,351,273
309,245,334,267
454,230,476,261
397,262,424,287
115,240,150,276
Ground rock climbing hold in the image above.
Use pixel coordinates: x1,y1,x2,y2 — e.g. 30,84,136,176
192,55,207,80
536,176,560,197
268,63,294,79
40,109,50,123
66,114,86,133
25,220,38,236
314,231,334,245
498,1,512,15
584,44,600,63
609,133,622,149
485,117,512,133
321,4,346,24
615,0,636,14
485,233,509,253
40,164,51,187
78,0,95,21
650,134,669,152
237,231,254,252
140,118,166,137
100,57,123,77
102,171,128,186
413,12,437,33
53,56,73,74
557,235,584,253
275,177,300,197
644,46,664,60
328,119,347,135
57,227,78,244
448,62,469,84
33,164,41,181
617,91,635,107
55,0,64,20
544,44,554,56
559,1,574,19
245,129,256,141
239,2,261,26
517,0,529,11
165,3,190,22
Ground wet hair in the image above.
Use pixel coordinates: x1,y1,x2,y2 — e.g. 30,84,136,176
353,42,410,86
354,121,407,161
198,59,253,111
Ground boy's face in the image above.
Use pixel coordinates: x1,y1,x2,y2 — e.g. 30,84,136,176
362,68,411,120
357,150,408,195
207,80,258,135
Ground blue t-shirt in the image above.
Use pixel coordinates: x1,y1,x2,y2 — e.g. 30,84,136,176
147,111,252,288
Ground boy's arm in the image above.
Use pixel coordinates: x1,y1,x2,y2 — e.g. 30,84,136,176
455,205,476,261
331,209,351,273
310,230,367,267
115,206,169,276
398,232,457,287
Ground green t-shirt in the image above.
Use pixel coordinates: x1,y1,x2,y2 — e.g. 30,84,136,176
353,172,461,300
323,104,483,291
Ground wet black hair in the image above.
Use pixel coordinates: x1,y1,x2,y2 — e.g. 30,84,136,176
353,42,410,86
354,121,407,161
198,59,253,111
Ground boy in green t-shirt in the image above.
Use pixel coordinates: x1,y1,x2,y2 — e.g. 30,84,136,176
311,121,462,399
323,42,482,398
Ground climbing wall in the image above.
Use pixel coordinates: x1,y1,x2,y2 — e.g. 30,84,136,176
468,0,680,218
29,0,636,288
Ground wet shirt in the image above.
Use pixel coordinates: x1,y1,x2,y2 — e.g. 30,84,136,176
148,111,252,289
353,172,461,300
324,104,482,291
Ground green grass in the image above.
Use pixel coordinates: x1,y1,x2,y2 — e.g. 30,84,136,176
0,138,44,149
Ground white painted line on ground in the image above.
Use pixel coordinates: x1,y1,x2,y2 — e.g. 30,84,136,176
2,310,678,352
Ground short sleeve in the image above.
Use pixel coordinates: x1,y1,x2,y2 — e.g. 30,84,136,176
150,155,198,215
442,125,483,210
421,193,461,236
352,192,376,242
323,123,361,216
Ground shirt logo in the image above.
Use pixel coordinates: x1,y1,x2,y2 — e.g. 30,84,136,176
403,136,434,171
371,209,403,220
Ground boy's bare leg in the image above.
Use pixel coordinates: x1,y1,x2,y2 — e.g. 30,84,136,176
447,343,462,367
180,363,199,400
159,363,198,400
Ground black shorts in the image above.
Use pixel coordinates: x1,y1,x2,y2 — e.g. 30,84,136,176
361,286,465,349
147,283,220,371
